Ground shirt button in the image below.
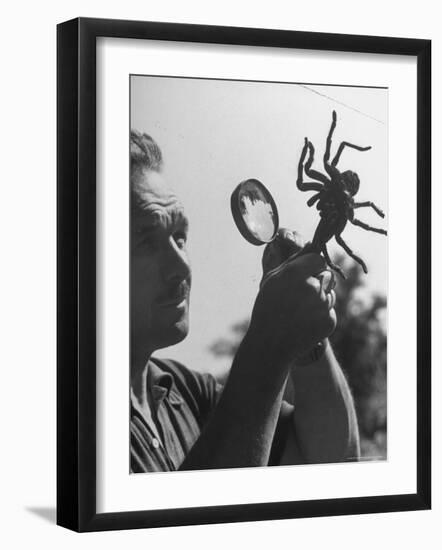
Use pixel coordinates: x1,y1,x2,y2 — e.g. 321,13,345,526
151,438,160,449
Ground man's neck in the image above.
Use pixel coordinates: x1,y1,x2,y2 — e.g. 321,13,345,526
131,349,152,405
130,357,163,442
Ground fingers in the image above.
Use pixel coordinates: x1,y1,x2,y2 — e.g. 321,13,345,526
318,270,336,294
262,228,305,274
310,273,336,312
285,251,327,278
277,228,305,252
316,269,336,313
262,249,328,290
296,280,337,347
315,284,337,335
326,289,336,310
254,253,338,360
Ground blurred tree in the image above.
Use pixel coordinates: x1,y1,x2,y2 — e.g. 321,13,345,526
208,253,387,460
329,254,387,459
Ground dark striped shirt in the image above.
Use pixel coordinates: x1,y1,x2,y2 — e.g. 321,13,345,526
130,357,291,473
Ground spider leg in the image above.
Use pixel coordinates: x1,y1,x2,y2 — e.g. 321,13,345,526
297,138,324,191
331,142,372,167
351,217,387,235
354,201,385,218
307,193,321,207
324,111,336,164
305,141,330,185
323,111,341,179
322,243,346,279
335,235,368,273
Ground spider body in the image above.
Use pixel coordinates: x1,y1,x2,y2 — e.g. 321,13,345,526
297,110,387,278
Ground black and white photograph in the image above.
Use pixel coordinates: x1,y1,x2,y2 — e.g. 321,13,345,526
129,75,388,474
54,14,430,535
0,2,435,543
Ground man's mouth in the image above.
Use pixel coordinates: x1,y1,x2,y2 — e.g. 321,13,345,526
158,284,189,307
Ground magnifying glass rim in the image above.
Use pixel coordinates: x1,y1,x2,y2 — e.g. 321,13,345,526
230,178,279,246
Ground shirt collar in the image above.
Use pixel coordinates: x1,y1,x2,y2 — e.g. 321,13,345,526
147,359,174,402
147,359,183,407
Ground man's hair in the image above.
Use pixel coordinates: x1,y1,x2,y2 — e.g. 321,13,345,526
130,130,164,216
130,130,163,175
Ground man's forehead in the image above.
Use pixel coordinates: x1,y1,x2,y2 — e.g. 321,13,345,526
132,169,186,226
133,169,178,202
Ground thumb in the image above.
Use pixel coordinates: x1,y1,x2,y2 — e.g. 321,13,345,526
285,251,327,279
262,229,305,274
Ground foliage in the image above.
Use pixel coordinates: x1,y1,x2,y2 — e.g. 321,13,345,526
208,253,387,460
329,254,387,459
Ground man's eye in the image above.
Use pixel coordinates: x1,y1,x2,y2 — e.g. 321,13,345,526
174,232,187,248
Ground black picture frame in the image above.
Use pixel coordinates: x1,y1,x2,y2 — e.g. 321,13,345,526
57,17,431,532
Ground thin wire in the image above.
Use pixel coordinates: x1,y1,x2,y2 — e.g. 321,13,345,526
297,84,385,125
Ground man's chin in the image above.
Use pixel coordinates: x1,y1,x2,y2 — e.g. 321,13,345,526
154,318,189,350
169,320,189,345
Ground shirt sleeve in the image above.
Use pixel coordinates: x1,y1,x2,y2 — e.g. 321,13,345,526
156,358,295,466
156,358,223,428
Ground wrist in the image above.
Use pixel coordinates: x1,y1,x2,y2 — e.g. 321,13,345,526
236,327,291,378
293,339,328,366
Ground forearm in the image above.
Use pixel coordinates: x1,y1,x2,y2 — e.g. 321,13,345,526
290,340,360,463
180,335,288,470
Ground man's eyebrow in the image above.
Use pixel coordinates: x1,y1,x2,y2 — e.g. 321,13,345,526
132,207,188,233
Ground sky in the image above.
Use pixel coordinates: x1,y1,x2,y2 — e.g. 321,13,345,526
131,76,388,376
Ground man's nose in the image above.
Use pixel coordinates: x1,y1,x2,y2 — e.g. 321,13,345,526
162,239,191,282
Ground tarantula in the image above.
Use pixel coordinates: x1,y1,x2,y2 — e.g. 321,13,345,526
297,110,387,278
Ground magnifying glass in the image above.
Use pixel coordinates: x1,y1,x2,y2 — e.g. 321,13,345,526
231,178,335,293
230,179,279,246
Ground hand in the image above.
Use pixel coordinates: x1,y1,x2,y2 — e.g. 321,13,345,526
263,227,336,313
261,228,305,279
247,231,337,367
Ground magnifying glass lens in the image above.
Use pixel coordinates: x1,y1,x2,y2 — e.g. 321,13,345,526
231,179,279,245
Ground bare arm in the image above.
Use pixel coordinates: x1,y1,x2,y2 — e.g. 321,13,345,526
280,342,359,465
180,334,288,470
180,251,334,471
261,230,359,465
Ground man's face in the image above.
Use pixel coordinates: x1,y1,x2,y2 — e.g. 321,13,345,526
131,169,191,353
